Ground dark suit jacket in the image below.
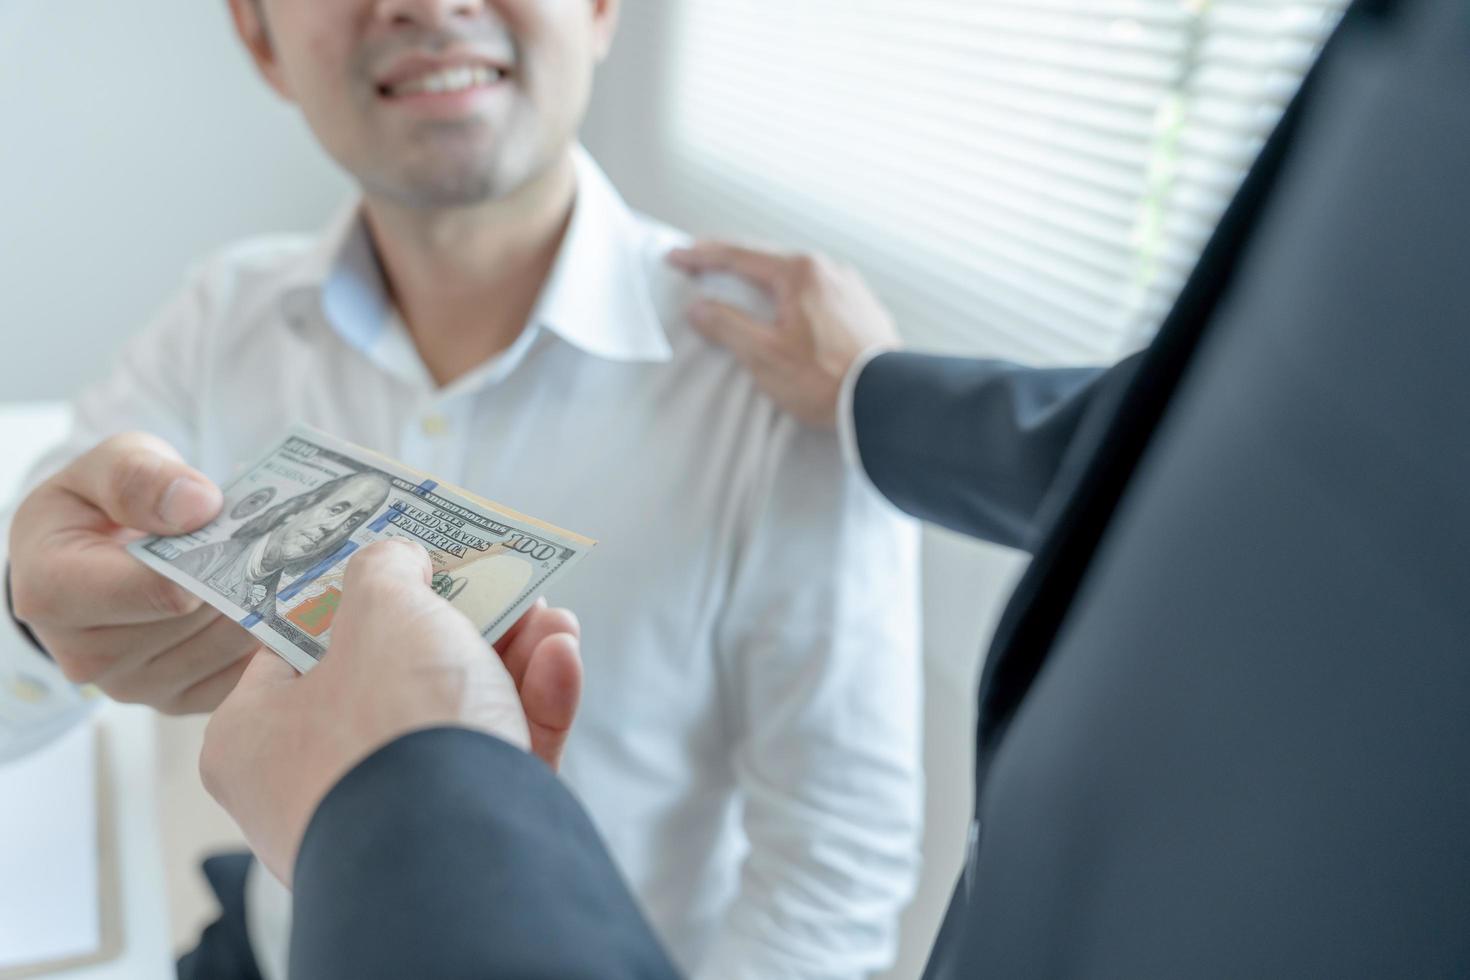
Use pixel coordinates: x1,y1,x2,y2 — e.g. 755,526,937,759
287,0,1470,975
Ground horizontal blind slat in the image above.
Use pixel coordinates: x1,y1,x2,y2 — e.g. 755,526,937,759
660,0,1346,361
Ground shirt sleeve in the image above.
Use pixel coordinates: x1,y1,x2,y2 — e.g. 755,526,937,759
0,577,93,764
0,272,209,763
702,415,924,980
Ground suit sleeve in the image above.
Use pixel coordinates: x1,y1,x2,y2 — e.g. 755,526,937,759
290,728,682,980
849,352,1134,550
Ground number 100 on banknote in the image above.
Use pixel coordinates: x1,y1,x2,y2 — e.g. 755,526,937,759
128,426,596,674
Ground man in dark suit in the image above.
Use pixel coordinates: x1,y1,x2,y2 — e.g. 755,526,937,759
201,0,1470,975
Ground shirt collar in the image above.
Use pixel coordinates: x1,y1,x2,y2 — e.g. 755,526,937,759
279,146,672,366
529,147,673,363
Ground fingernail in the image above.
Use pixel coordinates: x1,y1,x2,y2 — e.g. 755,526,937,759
159,478,218,531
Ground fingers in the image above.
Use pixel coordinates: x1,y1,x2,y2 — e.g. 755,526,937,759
13,533,206,629
497,604,581,770
687,300,776,367
53,433,222,537
496,602,580,686
519,632,582,772
668,242,791,293
493,597,546,658
48,602,222,685
96,613,259,709
169,651,261,715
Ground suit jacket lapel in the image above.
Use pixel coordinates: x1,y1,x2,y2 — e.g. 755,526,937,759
969,1,1363,781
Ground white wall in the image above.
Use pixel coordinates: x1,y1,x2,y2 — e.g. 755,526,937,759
0,0,350,401
584,6,1034,978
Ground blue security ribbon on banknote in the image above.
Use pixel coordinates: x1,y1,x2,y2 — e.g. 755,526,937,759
129,425,596,673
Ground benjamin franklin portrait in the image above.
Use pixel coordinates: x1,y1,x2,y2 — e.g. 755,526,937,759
174,471,391,622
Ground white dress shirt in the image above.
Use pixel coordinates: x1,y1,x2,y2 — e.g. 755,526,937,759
0,148,923,979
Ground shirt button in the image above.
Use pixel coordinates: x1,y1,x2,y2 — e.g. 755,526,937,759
421,414,450,438
10,673,50,705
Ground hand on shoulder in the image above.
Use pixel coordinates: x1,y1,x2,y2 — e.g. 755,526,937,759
669,243,901,430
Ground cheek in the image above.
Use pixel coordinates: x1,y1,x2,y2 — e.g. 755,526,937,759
491,0,543,37
297,39,352,108
525,37,595,125
508,1,595,83
272,17,360,114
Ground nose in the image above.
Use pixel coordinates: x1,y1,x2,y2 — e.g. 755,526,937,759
374,0,487,29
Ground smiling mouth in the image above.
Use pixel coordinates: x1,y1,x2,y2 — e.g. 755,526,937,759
379,64,509,99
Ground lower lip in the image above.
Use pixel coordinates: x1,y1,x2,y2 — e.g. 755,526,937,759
379,80,509,117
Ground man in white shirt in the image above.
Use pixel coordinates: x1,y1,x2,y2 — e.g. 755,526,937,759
0,1,922,978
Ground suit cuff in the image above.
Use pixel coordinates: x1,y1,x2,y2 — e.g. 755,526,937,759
6,563,49,660
0,565,92,763
837,347,891,501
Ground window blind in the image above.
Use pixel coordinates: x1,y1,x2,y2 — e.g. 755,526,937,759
1127,0,1348,347
650,0,1347,365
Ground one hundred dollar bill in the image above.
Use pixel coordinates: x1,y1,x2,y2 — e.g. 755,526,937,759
127,426,596,674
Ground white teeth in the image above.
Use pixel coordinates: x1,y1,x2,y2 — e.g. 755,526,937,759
389,65,501,97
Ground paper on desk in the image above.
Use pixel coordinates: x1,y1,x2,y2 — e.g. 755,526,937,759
0,721,100,971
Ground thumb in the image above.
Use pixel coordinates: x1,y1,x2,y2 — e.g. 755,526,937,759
57,432,222,536
342,538,434,596
327,539,435,668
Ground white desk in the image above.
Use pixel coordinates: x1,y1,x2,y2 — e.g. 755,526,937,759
0,405,173,979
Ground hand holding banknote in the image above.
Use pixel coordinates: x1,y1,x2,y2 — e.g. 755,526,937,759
202,539,582,887
127,426,596,673
10,423,592,719
7,433,258,713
